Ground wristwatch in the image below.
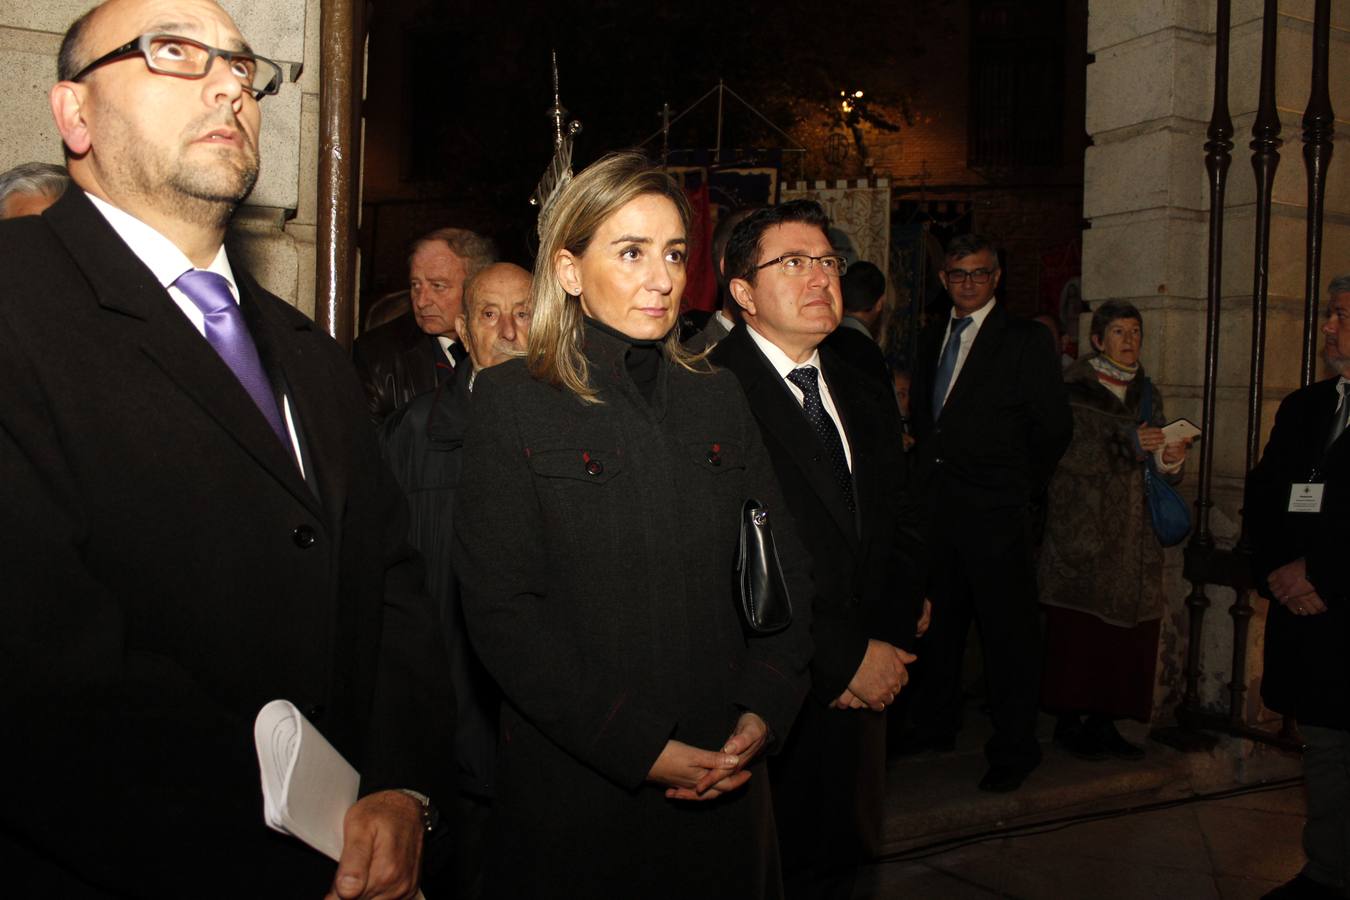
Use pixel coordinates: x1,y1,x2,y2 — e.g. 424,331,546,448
396,789,440,833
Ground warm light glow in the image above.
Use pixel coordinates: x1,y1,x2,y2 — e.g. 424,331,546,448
854,90,864,98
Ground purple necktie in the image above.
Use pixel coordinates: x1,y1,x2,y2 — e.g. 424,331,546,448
174,269,290,447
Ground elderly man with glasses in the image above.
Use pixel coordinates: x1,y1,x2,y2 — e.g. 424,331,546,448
900,233,1073,793
712,200,928,899
0,1,452,897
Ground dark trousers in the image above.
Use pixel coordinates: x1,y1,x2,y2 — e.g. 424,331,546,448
771,700,886,900
910,509,1044,770
1301,725,1350,892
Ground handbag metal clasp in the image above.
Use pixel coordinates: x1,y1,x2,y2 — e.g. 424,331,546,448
752,509,769,526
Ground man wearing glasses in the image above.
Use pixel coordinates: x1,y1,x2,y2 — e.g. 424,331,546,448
0,1,451,897
713,200,927,899
903,234,1072,792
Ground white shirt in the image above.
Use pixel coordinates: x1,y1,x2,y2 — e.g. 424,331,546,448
746,325,853,470
935,297,997,409
714,310,736,334
86,192,306,477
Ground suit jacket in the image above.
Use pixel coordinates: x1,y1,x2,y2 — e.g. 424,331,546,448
712,324,925,703
0,189,454,897
825,320,891,390
682,310,732,353
1244,378,1350,729
352,311,456,423
911,302,1072,521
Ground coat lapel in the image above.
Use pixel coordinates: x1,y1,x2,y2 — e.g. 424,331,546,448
46,191,321,518
717,326,857,544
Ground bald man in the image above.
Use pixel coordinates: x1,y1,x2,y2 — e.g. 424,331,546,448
0,1,452,896
379,261,532,898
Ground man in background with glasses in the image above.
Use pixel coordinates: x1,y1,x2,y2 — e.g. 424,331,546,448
713,200,927,899
0,1,452,896
902,233,1072,793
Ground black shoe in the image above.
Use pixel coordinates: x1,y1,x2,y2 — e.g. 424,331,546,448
891,731,957,757
1262,874,1344,899
978,764,1033,793
1088,718,1145,760
1054,724,1108,761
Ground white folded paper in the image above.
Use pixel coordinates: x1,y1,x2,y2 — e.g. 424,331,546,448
254,699,359,862
254,700,430,899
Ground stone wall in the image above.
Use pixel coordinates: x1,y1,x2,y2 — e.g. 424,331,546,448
0,0,321,316
1084,0,1350,724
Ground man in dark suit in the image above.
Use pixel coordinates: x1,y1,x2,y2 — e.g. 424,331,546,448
379,261,532,899
352,226,496,422
683,206,755,352
712,200,926,899
0,1,452,896
1245,275,1350,900
826,259,890,388
905,233,1072,792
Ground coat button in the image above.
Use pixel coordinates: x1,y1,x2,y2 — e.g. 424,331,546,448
585,459,604,476
707,451,721,466
292,525,317,548
935,457,944,465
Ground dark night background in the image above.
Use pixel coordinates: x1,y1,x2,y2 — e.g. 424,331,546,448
358,0,1087,334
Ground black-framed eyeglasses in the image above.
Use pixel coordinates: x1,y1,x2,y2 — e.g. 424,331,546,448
945,267,997,285
755,254,848,278
71,34,283,100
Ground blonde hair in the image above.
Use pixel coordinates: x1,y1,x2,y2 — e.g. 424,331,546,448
527,151,709,403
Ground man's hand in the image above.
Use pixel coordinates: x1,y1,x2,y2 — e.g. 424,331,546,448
916,598,933,637
325,790,424,900
846,639,918,711
1269,558,1315,602
1268,558,1328,616
647,739,747,802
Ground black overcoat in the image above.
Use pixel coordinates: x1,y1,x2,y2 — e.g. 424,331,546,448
1244,378,1350,730
0,189,454,896
452,326,814,898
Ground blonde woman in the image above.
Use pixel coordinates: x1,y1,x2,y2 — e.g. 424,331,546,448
452,152,814,898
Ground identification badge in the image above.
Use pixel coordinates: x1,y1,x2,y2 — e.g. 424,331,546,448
1288,483,1325,513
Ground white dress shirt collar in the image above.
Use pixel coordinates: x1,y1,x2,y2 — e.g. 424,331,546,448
943,296,996,340
715,310,736,333
746,324,823,379
744,324,852,470
85,191,237,297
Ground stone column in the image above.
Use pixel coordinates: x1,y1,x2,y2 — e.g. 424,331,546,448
0,0,321,315
1084,0,1350,725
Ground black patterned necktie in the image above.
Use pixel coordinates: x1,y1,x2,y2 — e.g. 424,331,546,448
786,365,855,512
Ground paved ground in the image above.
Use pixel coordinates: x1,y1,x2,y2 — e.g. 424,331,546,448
858,715,1307,899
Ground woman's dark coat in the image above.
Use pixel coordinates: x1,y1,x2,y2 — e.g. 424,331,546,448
452,326,815,898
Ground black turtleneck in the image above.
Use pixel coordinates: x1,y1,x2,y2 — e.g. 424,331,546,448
583,316,667,403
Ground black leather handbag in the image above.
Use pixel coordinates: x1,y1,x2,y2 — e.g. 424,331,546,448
735,499,793,634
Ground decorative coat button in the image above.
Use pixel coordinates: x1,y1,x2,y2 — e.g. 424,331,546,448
292,525,317,548
585,459,604,476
